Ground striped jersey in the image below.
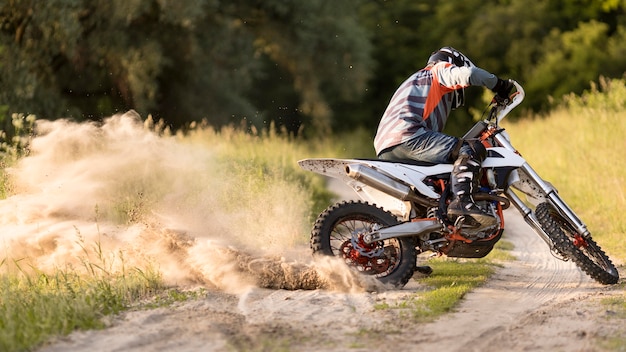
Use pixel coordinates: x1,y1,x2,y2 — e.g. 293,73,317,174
373,61,498,155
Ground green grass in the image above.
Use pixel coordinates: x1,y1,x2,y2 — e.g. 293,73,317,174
411,259,496,321
0,260,164,352
375,241,511,322
0,239,211,352
503,78,626,261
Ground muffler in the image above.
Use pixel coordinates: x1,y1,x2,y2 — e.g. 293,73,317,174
345,164,412,200
345,164,438,207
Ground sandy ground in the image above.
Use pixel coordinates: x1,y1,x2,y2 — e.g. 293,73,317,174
38,205,625,352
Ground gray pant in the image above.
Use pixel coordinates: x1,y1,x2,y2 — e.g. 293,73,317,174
378,130,462,164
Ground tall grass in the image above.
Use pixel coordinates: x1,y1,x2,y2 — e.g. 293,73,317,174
0,116,367,351
182,122,375,222
0,227,164,352
0,260,163,352
503,77,626,261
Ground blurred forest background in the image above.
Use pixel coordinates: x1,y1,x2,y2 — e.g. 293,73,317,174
1,0,626,139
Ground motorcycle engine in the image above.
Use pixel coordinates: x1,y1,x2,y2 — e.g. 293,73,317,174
454,202,500,241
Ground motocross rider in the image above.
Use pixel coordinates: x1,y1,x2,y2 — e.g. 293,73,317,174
374,47,513,227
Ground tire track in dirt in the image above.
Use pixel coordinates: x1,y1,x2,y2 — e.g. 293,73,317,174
386,209,612,352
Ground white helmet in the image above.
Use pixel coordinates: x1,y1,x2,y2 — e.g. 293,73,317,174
427,47,475,108
427,46,475,68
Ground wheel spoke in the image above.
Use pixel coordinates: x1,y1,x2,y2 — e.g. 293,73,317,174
310,200,418,288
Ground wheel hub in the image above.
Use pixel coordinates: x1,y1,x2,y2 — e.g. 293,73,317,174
339,235,391,273
573,234,588,248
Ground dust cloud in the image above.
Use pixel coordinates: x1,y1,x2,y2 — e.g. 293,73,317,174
0,111,383,293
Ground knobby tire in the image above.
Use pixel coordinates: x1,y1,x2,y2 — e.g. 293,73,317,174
535,202,619,285
310,200,417,288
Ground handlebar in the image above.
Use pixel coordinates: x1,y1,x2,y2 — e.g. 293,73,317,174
494,80,524,123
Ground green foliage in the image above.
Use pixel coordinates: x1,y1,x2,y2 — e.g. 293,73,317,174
0,0,372,135
232,0,373,134
525,21,626,110
3,1,626,137
0,112,35,199
562,76,626,112
0,113,35,162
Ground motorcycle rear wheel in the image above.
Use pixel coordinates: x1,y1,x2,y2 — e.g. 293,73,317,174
310,200,417,288
535,202,619,285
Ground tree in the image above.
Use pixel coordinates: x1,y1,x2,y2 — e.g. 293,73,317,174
227,0,373,135
337,0,626,137
0,0,372,135
3,0,626,138
525,20,626,110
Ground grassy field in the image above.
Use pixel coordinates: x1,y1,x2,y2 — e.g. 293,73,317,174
1,79,625,351
503,78,626,261
0,260,164,351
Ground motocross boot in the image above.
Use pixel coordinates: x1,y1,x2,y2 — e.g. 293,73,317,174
447,155,497,228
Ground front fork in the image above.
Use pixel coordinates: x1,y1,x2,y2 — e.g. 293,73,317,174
494,134,591,242
515,162,591,238
504,187,556,251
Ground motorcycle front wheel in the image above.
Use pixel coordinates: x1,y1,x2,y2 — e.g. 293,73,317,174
310,200,417,288
535,202,619,285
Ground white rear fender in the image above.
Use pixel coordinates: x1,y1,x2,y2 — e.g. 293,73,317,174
298,158,449,198
298,158,409,216
298,158,448,217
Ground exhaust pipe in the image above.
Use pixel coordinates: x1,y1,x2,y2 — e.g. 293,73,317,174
345,164,439,207
345,164,412,200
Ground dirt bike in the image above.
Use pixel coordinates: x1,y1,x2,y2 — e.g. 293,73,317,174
298,81,619,288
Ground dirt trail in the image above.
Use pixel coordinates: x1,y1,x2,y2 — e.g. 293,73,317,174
38,211,624,352
4,115,621,351
388,210,617,352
